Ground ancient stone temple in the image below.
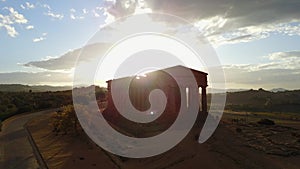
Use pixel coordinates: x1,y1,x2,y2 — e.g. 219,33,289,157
103,65,208,124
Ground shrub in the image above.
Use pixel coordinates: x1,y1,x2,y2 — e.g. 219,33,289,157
257,118,275,125
51,105,79,135
236,128,242,133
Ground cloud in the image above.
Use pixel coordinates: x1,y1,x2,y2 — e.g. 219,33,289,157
26,25,34,30
69,8,89,20
151,0,300,45
42,4,51,10
227,51,300,71
43,4,63,20
82,8,88,14
24,43,111,70
44,11,64,20
224,66,300,89
25,2,35,9
267,51,300,61
103,8,115,25
0,7,28,37
21,2,35,9
146,0,300,24
105,0,116,3
70,8,76,13
107,0,152,17
260,51,300,70
223,51,300,89
9,7,27,23
3,24,18,37
0,71,72,85
107,0,137,18
92,10,101,17
70,13,84,20
23,43,300,89
98,0,152,27
32,32,47,42
103,0,300,45
33,37,45,42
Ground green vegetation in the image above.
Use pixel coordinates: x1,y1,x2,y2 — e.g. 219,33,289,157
0,86,107,121
0,90,73,120
0,84,71,92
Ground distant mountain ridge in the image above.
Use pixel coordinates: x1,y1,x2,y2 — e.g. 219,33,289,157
270,88,287,92
220,89,300,113
208,88,290,93
0,84,72,92
0,84,292,93
207,88,248,93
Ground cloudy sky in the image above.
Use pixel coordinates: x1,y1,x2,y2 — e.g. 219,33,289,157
0,0,300,89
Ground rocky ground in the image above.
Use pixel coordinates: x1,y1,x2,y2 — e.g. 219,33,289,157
27,112,300,169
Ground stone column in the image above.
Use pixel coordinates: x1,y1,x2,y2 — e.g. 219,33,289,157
201,86,207,113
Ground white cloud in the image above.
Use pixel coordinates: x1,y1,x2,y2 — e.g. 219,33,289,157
82,8,88,14
26,25,34,30
24,43,111,70
33,37,46,42
204,21,300,46
8,7,28,24
22,37,300,89
106,0,152,18
42,4,51,10
262,51,300,70
92,10,101,17
103,8,115,24
226,51,300,71
44,11,64,20
3,24,18,37
267,51,300,61
70,14,76,20
21,2,35,9
70,13,84,20
42,4,63,20
0,71,72,85
32,32,47,42
0,7,28,37
69,8,88,20
20,4,26,9
222,51,300,89
223,66,300,89
134,0,152,14
101,0,300,46
101,0,144,26
25,2,35,9
96,7,104,11
70,8,76,13
105,0,116,3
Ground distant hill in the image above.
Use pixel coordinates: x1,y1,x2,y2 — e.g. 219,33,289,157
208,88,289,93
0,84,71,92
207,88,248,93
270,88,288,92
217,89,300,113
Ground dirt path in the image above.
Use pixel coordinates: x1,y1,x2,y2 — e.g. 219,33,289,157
0,109,56,169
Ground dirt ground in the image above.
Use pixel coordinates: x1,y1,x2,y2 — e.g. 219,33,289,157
27,112,300,169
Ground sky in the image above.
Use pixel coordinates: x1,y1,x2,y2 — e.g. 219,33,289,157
0,0,300,89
